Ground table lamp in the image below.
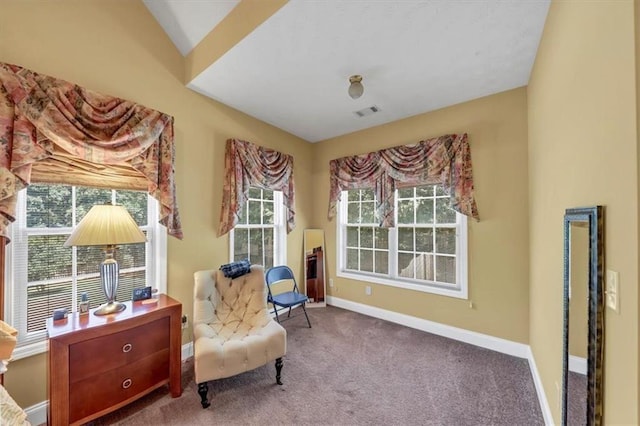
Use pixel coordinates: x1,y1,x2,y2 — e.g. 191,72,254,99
64,205,146,316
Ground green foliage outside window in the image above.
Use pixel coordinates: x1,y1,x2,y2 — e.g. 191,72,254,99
233,188,277,269
344,185,458,285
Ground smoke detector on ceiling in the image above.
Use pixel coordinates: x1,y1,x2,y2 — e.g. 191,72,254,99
353,105,381,118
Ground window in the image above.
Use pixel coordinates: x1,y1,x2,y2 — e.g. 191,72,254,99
338,185,468,298
230,188,285,269
5,184,166,358
344,189,390,275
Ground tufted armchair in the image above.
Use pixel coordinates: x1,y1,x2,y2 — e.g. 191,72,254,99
193,265,286,409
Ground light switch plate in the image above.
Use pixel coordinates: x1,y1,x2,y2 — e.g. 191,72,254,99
606,270,619,313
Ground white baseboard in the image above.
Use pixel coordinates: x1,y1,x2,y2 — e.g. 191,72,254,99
526,347,554,426
569,355,587,375
327,295,553,425
182,341,194,360
24,342,195,425
25,400,47,426
326,296,530,358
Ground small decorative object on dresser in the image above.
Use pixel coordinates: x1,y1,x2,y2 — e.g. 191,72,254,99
132,286,152,301
78,292,89,315
52,308,68,321
47,294,182,426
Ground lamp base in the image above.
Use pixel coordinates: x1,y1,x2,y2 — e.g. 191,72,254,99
93,301,127,316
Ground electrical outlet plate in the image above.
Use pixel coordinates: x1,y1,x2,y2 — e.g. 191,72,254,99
606,270,619,313
181,315,188,329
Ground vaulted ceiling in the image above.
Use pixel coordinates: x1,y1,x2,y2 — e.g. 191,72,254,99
144,0,550,142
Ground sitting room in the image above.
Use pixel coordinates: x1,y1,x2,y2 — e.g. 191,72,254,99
0,1,638,425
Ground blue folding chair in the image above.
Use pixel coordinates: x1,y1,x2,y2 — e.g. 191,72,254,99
265,265,312,328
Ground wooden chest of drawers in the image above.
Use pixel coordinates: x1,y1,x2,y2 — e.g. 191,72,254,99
47,295,182,425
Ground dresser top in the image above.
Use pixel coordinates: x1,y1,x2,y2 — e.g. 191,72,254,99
47,294,181,339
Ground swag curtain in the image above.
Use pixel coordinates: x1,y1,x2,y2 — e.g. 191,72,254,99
0,62,183,241
328,133,479,226
218,138,295,236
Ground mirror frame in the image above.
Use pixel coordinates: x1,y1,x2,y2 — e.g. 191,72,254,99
562,206,604,426
303,229,327,308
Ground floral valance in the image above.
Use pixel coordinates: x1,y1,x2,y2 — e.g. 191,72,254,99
328,133,479,226
218,139,295,236
0,63,182,241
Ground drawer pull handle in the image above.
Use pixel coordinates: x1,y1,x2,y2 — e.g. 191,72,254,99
122,343,133,353
122,378,132,389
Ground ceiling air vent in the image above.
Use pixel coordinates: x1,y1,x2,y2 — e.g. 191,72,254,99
353,105,381,118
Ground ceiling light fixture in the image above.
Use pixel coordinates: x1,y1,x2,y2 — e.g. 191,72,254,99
348,75,364,100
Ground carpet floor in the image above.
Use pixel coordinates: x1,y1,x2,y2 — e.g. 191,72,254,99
89,305,543,426
567,371,587,425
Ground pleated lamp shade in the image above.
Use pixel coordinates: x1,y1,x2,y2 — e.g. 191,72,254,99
64,205,146,247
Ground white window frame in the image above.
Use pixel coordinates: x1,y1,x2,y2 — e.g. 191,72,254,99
4,186,167,360
229,189,286,268
336,187,468,299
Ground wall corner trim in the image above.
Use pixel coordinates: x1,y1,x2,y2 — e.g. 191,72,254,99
526,347,554,425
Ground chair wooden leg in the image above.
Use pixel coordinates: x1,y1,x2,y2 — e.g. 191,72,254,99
301,303,312,328
198,382,210,409
275,357,283,385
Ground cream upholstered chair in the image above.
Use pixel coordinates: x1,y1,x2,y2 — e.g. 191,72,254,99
193,265,286,409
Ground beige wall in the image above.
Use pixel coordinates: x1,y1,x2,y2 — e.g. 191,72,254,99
0,0,313,407
636,1,640,420
313,88,531,344
528,0,638,424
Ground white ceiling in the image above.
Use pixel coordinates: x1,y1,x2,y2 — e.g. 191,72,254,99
144,0,550,143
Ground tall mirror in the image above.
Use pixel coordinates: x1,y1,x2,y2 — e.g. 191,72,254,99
304,229,326,307
562,206,604,426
